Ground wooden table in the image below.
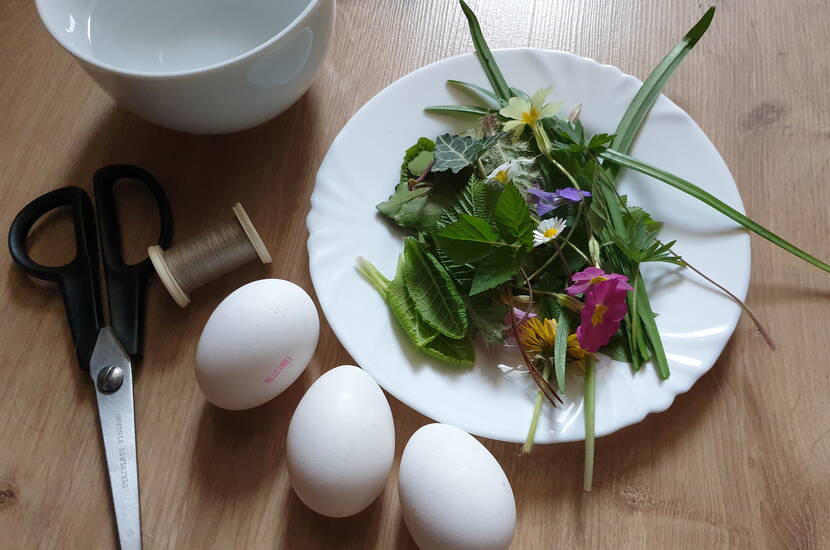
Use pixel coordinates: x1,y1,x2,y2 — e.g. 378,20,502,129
2,1,829,548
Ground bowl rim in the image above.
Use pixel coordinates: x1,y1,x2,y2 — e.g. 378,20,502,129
34,0,326,79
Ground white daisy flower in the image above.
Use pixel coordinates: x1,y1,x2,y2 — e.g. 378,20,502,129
532,217,567,247
486,157,536,184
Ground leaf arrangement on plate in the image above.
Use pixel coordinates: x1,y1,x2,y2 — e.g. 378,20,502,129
358,0,829,490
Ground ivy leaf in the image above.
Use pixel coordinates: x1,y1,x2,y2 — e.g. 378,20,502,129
402,238,468,339
434,214,501,263
470,247,522,295
420,333,475,367
494,182,534,246
433,133,486,173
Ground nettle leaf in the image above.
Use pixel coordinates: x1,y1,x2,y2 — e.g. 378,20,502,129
378,171,468,233
494,182,534,246
434,214,501,263
421,333,475,367
433,133,486,173
402,238,468,339
470,247,522,295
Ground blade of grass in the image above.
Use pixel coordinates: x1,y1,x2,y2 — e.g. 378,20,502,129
635,276,670,379
553,308,571,393
425,105,495,117
583,354,596,491
611,7,715,159
459,0,512,102
447,79,505,107
600,147,830,273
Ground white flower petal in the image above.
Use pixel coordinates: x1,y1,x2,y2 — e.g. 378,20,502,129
539,101,563,120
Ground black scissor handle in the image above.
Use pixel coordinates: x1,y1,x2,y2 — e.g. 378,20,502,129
8,186,103,369
93,165,173,359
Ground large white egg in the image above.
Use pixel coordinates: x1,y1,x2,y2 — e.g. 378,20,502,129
286,365,395,517
195,279,319,410
399,424,516,550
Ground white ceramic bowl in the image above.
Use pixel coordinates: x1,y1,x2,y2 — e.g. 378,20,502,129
36,0,335,134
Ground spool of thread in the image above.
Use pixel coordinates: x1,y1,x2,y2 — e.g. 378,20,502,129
148,203,272,307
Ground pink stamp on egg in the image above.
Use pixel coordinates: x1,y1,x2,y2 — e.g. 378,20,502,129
264,356,293,384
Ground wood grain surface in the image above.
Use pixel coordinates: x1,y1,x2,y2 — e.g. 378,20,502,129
2,0,829,548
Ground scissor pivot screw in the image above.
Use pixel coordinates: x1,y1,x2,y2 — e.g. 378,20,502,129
97,365,124,393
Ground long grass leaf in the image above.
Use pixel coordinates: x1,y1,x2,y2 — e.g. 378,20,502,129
600,148,830,273
635,277,670,379
447,79,505,106
611,7,715,158
459,0,512,102
425,105,495,117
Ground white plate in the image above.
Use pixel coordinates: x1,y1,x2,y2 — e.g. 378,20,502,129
307,48,749,443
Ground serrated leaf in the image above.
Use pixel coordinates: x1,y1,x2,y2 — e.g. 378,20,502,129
469,247,521,295
388,258,438,347
434,214,501,263
420,333,475,367
402,238,468,339
433,133,486,173
437,176,501,228
494,182,534,246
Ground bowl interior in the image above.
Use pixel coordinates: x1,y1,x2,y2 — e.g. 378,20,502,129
37,0,314,74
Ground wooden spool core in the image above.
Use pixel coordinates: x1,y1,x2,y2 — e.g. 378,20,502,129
148,203,271,307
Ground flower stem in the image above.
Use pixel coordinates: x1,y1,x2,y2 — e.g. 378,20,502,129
523,359,552,454
583,354,596,492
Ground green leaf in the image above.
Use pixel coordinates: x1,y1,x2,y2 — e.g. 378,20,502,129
458,0,512,102
437,176,501,228
355,257,391,297
600,147,830,273
388,260,438,347
466,291,508,344
408,150,434,177
402,238,468,339
433,133,487,173
400,137,435,184
634,276,670,379
494,182,534,245
611,7,715,160
421,333,476,367
447,79,505,106
470,247,521,295
599,330,636,363
434,213,502,263
425,105,495,117
553,308,570,393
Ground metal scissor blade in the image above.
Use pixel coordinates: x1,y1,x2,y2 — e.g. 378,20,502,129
90,327,142,550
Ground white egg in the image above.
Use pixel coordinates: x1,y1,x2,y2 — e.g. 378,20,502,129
286,365,395,517
399,424,516,550
195,279,319,410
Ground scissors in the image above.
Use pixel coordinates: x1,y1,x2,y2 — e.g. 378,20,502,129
8,165,173,550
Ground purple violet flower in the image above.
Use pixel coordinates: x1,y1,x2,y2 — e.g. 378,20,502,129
527,185,591,217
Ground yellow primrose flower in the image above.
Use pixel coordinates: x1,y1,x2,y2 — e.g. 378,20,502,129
499,86,562,138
